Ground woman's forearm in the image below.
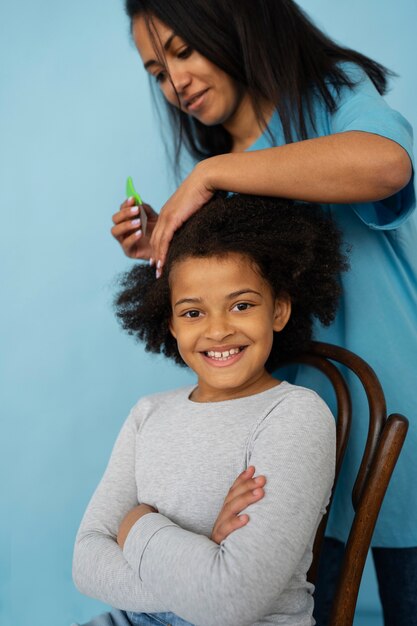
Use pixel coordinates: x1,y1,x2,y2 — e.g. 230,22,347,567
203,131,412,203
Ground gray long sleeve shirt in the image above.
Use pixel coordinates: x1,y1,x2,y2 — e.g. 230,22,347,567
73,382,335,626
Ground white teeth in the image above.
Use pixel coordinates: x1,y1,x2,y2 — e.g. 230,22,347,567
206,347,242,360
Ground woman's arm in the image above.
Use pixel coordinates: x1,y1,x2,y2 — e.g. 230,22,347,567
206,132,411,203
122,391,336,626
150,131,412,267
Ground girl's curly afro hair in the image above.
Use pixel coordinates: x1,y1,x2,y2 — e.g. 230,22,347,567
115,194,349,371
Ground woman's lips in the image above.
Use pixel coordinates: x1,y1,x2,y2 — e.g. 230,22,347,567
186,89,209,112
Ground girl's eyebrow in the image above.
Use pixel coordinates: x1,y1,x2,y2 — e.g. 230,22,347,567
227,289,262,299
174,297,202,308
143,33,177,70
174,290,262,308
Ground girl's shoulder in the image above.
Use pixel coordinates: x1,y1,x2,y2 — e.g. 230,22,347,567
258,381,335,435
245,382,336,459
128,385,196,423
268,380,333,416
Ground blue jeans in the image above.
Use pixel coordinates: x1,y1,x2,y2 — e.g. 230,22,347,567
74,609,194,626
313,537,417,626
127,611,194,626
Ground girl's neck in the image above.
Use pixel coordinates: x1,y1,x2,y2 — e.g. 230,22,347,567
190,373,281,403
224,94,275,153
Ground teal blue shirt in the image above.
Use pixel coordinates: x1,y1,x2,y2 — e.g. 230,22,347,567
248,63,416,547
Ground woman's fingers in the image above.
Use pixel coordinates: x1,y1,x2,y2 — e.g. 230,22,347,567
112,198,139,225
111,218,142,240
150,164,215,273
120,230,145,258
150,208,185,271
111,198,158,259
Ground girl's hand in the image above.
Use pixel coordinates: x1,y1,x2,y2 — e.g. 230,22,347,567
111,197,159,260
211,466,266,545
150,161,215,274
117,503,157,549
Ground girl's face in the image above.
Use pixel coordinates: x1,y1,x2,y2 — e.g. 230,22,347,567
169,253,291,403
132,16,247,129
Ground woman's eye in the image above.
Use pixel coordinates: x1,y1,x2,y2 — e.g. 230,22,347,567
154,70,167,83
184,310,201,318
177,46,192,59
233,302,252,312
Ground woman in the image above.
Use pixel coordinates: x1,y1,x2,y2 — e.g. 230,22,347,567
111,1,416,624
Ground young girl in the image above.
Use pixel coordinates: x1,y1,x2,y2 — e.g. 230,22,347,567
73,194,347,626
111,3,416,623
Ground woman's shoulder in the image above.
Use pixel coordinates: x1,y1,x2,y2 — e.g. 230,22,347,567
334,61,370,83
320,61,377,106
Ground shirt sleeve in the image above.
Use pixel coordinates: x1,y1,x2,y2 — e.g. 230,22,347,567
122,392,336,626
330,63,415,230
72,406,170,613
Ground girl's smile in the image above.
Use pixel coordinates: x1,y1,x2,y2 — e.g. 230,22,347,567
169,253,291,402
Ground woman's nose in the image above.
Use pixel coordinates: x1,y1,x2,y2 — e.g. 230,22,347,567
169,65,192,94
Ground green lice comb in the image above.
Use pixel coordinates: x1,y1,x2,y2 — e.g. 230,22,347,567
126,176,147,236
126,175,143,205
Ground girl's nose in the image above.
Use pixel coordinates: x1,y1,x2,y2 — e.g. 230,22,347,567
204,316,234,341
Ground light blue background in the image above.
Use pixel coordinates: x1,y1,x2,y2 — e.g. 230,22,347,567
1,2,415,625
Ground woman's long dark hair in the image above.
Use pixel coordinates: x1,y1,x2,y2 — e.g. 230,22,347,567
125,0,391,173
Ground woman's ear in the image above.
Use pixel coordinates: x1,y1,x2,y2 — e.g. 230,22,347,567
272,297,292,332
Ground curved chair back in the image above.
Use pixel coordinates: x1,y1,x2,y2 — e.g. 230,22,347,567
283,341,408,625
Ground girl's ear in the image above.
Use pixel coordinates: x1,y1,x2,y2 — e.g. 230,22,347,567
272,297,292,332
169,318,177,339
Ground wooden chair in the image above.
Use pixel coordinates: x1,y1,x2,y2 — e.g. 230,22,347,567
283,341,409,626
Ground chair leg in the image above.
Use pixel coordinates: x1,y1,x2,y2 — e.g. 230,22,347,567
328,415,408,626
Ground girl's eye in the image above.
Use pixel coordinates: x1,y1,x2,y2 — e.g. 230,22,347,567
233,302,253,312
183,310,201,318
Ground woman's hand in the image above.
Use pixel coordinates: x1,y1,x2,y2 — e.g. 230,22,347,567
150,160,215,275
117,503,157,549
111,197,159,260
211,466,266,545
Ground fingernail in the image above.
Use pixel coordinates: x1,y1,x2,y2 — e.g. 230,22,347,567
135,229,142,237
130,205,139,214
157,259,162,269
255,476,263,484
149,258,154,266
156,269,162,279
131,218,141,226
253,488,262,496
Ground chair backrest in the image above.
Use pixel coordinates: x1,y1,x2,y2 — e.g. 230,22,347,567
284,341,408,626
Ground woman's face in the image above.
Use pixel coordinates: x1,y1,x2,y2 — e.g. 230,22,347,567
132,16,246,129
